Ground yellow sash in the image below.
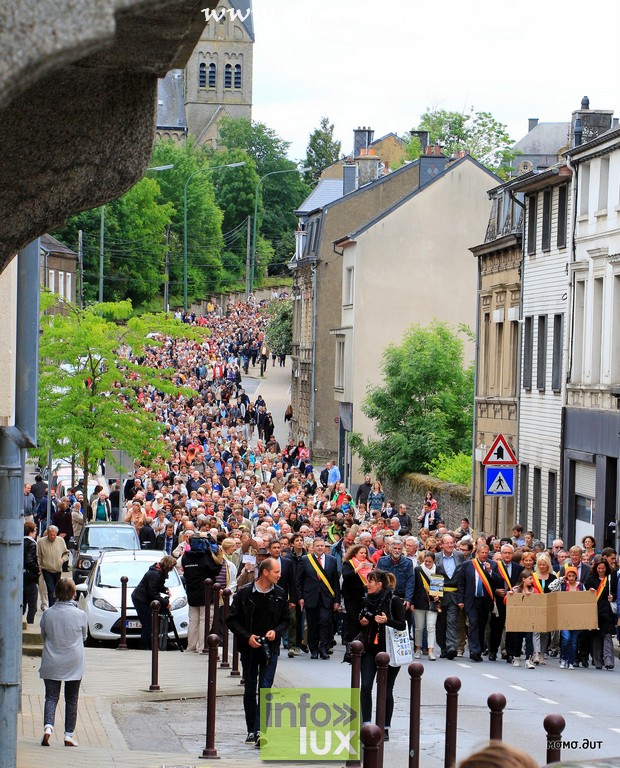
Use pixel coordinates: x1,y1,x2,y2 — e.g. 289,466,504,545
595,576,607,601
350,557,370,585
308,554,335,597
496,560,512,588
472,558,495,600
532,573,545,594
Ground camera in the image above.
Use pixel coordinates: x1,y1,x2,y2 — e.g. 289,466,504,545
359,608,375,622
259,636,272,661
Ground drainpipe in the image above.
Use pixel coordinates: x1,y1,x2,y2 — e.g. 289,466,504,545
509,190,526,529
563,153,579,546
0,239,41,768
309,261,318,454
470,244,482,531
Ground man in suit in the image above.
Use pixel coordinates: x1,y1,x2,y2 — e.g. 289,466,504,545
488,543,523,661
559,546,591,667
435,534,464,659
156,522,179,555
296,537,340,659
457,542,498,662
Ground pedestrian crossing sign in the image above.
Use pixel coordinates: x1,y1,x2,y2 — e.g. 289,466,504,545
485,466,515,496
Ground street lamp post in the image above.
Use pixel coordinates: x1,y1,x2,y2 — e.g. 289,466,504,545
250,167,309,296
183,161,245,313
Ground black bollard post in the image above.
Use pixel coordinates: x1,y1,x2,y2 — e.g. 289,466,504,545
201,633,221,760
346,640,364,768
487,693,506,741
443,676,461,768
212,583,221,635
361,723,383,768
202,578,213,655
149,600,161,691
221,588,231,668
230,632,241,677
408,662,424,768
544,714,566,765
375,651,390,767
118,576,128,651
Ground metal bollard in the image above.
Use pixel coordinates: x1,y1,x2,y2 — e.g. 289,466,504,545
230,632,241,677
118,576,128,650
544,713,566,765
221,588,231,668
443,676,461,768
201,633,221,760
375,651,390,767
487,692,506,741
408,662,424,768
361,723,383,768
212,583,221,637
346,640,364,768
202,578,213,654
149,600,161,691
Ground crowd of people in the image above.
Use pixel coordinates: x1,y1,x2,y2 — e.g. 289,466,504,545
22,298,620,752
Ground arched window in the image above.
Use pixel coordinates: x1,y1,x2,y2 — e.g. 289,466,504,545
208,62,216,88
199,62,206,88
224,63,232,89
234,63,242,89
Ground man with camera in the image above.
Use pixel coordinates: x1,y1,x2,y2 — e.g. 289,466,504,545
226,557,289,748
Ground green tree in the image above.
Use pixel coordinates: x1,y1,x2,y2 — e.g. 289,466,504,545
264,298,293,354
217,117,310,277
34,298,207,495
305,116,341,179
424,452,472,487
349,321,474,480
418,106,516,178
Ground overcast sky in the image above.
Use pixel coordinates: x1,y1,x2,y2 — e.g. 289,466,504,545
251,0,619,162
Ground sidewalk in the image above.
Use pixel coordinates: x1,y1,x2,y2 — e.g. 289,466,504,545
18,644,252,768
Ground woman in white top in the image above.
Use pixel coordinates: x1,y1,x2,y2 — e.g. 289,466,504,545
39,578,88,747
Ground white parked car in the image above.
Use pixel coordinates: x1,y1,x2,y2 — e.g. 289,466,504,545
76,550,189,645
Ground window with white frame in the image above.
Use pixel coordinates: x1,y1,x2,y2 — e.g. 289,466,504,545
66,272,72,303
344,266,354,307
579,164,590,216
597,157,609,212
48,269,55,293
572,280,585,382
591,276,604,383
335,338,345,390
612,274,620,383
58,271,65,298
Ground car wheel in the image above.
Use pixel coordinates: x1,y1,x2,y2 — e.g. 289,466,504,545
84,630,99,648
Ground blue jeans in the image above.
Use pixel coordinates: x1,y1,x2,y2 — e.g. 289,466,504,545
561,629,579,664
240,647,279,733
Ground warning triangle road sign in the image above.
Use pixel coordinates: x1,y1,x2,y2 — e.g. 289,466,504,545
482,434,517,466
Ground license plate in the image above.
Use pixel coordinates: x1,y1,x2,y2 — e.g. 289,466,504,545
126,620,141,629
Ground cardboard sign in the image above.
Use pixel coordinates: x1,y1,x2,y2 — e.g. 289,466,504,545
505,591,598,633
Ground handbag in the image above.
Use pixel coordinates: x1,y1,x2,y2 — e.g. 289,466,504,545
611,600,618,615
385,625,413,667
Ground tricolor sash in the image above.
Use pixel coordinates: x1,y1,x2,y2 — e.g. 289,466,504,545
472,558,495,600
532,573,545,594
496,560,512,589
595,576,607,601
308,554,335,597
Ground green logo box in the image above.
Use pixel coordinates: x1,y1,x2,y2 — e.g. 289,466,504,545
259,687,361,761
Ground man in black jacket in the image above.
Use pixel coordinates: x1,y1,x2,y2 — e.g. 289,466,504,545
296,538,340,659
23,520,40,625
227,558,289,747
181,533,225,653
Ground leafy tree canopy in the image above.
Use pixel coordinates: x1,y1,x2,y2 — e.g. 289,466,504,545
263,298,293,355
418,106,516,178
349,321,474,480
34,298,208,493
305,116,342,179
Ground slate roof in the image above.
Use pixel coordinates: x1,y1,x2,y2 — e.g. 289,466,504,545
513,122,570,155
295,179,344,216
156,69,186,130
230,0,254,41
41,233,77,256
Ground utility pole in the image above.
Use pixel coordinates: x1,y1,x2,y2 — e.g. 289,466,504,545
245,215,251,301
163,224,171,313
99,206,105,303
78,229,84,309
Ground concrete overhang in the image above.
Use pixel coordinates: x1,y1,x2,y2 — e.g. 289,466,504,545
0,0,217,274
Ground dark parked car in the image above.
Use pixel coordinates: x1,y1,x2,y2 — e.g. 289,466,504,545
73,523,140,584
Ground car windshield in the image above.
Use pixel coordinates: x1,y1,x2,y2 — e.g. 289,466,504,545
96,560,181,589
81,527,138,551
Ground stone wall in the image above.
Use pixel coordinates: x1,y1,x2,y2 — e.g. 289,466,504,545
382,473,471,533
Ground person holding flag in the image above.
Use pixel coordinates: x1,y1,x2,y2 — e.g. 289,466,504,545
457,543,499,662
